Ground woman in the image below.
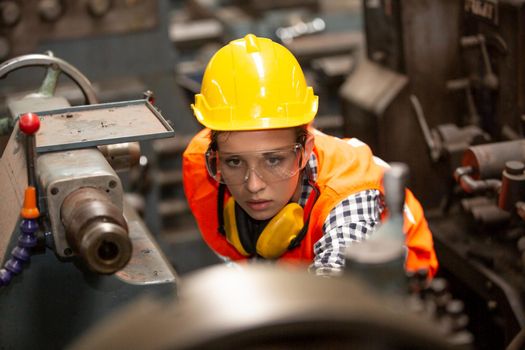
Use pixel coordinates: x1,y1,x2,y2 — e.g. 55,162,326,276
183,34,438,277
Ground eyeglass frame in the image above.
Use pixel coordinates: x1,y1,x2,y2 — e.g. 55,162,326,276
205,142,308,185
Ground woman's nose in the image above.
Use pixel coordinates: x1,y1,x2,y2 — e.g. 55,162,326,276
245,168,266,193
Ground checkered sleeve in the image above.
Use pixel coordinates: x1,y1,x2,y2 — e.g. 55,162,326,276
309,189,382,277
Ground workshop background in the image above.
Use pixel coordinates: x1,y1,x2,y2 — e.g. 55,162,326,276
1,1,524,349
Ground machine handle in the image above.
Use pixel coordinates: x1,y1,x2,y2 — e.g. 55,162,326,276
460,34,499,90
383,162,408,217
409,94,441,162
0,52,98,105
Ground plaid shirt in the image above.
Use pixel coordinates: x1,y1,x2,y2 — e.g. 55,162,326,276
298,154,382,277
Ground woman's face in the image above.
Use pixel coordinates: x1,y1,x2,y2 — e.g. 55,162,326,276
216,128,305,221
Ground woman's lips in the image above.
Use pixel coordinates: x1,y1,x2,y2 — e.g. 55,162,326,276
246,200,271,211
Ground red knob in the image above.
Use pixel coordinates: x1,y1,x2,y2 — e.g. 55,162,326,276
19,113,40,135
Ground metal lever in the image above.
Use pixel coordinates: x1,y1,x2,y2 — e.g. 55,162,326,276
410,94,441,162
446,78,481,126
344,163,409,295
460,34,499,90
384,162,409,218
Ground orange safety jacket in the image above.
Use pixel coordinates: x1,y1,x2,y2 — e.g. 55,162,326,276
183,128,438,277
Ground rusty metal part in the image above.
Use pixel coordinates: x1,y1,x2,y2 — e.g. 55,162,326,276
454,166,501,194
61,187,131,274
98,142,141,172
462,140,525,180
499,161,525,213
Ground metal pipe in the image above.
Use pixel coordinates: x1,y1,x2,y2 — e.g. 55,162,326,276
454,166,501,194
462,140,525,180
97,142,141,172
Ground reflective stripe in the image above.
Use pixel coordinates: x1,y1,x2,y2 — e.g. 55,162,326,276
347,138,366,148
404,204,416,225
373,156,390,169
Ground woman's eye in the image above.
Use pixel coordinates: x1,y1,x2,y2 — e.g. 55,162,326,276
225,158,242,168
266,156,283,166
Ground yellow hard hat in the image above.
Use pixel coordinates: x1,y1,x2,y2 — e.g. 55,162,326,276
191,34,318,131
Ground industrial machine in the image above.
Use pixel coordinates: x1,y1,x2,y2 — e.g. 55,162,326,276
431,139,525,350
3,1,525,349
340,0,525,348
0,0,201,240
67,165,469,350
68,263,456,350
0,52,178,349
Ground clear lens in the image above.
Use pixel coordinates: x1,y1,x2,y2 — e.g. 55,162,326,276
205,144,303,185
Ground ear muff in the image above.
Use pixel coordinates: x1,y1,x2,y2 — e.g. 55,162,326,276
256,203,304,258
223,197,304,259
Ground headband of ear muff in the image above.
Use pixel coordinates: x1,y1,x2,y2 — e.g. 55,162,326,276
223,197,305,259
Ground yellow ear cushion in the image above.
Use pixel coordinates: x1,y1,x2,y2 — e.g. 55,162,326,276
223,197,250,256
256,203,304,259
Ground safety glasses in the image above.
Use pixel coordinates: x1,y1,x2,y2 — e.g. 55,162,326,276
205,143,306,185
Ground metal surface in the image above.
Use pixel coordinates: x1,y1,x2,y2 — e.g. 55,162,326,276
0,125,26,261
116,201,178,285
98,142,141,172
34,99,174,153
6,95,71,122
499,161,525,213
0,53,98,105
37,148,123,258
70,264,451,350
340,59,408,116
340,58,408,153
61,187,132,274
